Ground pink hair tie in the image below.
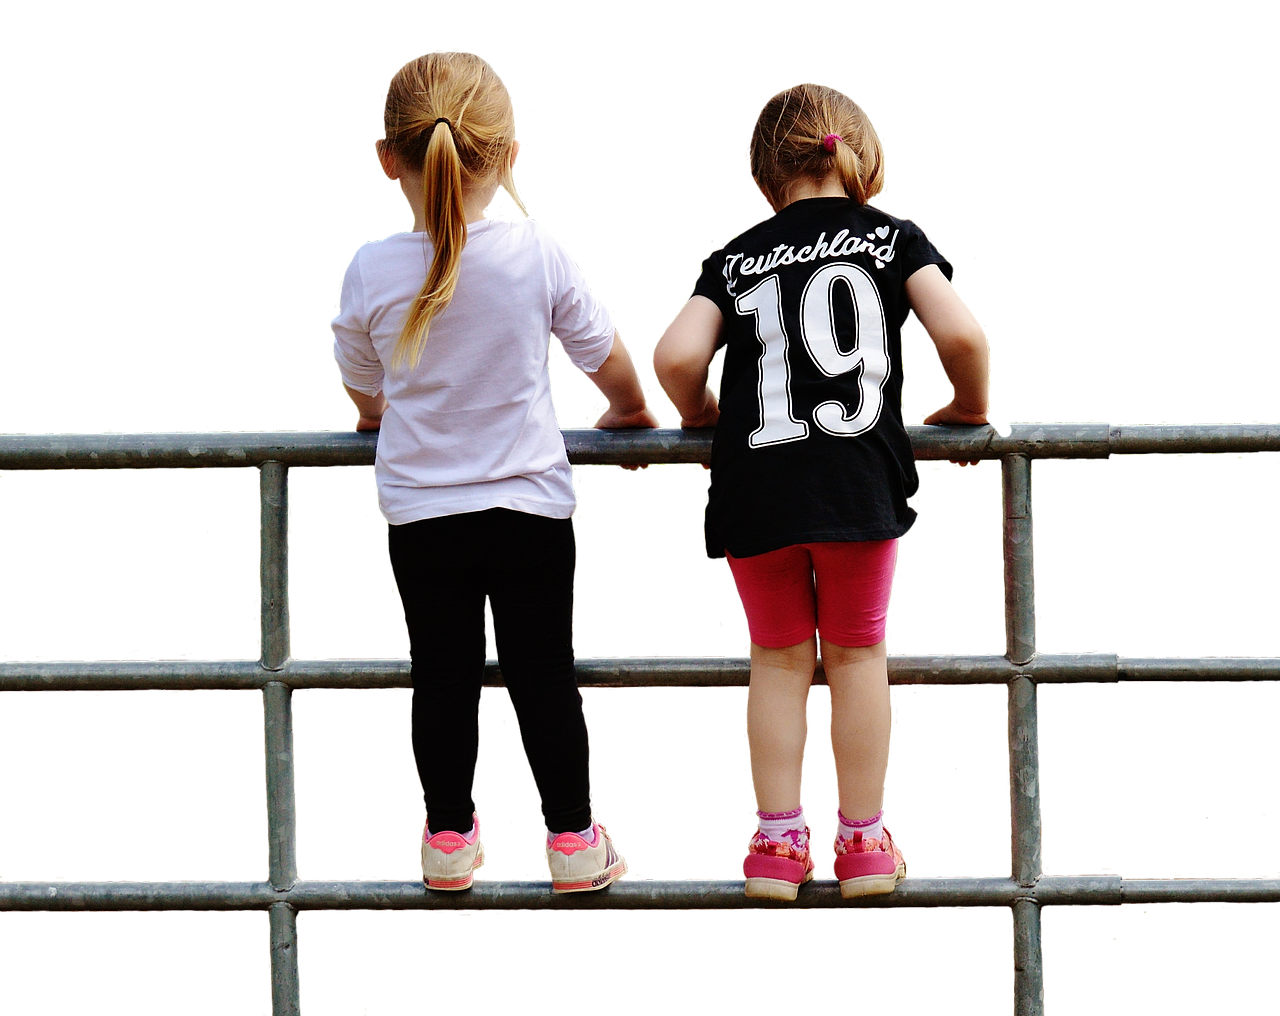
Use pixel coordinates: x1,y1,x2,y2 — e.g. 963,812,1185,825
823,133,842,151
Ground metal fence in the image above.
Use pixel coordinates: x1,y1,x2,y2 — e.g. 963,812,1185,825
2,424,1278,1016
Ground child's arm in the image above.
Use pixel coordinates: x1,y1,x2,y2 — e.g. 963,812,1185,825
905,265,990,426
653,296,722,429
589,333,660,430
344,385,387,432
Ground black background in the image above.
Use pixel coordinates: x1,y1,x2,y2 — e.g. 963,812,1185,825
5,35,1274,1008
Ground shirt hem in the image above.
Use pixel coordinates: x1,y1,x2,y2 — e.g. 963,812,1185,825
386,495,575,526
708,519,914,560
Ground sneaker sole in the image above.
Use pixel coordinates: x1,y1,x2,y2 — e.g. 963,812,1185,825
838,863,905,899
551,859,627,894
744,869,814,901
419,849,483,885
422,870,478,885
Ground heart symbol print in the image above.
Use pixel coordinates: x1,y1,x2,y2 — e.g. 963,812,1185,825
866,232,876,240
875,259,885,269
875,225,890,239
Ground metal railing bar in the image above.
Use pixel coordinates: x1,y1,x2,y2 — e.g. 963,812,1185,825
260,462,290,673
263,682,297,891
1107,423,1280,454
3,423,1279,471
1023,876,1280,906
1012,898,1044,1015
0,660,267,690
4,877,1277,912
269,902,301,1016
5,655,1280,692
3,426,1276,1016
259,462,300,1014
1003,453,1044,1015
1002,455,1036,670
1114,658,1280,681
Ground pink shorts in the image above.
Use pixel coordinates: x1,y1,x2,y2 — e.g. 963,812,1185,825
726,540,898,649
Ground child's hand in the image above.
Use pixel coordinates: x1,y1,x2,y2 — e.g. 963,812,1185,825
594,405,659,430
923,400,988,466
680,395,720,431
345,386,386,433
680,395,719,469
921,396,988,424
594,405,659,470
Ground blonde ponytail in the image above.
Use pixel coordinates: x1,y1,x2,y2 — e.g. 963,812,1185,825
830,141,868,205
382,53,525,371
393,122,467,371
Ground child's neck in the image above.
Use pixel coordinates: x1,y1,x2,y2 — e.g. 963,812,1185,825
777,174,848,211
401,173,499,231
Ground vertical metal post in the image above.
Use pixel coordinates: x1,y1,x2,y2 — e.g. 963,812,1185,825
1003,454,1043,1015
264,681,297,889
260,462,300,1015
1012,897,1044,1014
268,900,300,1013
261,461,290,672
1003,455,1035,668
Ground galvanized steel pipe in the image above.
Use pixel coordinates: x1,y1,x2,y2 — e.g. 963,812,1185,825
3,877,1277,912
5,654,1280,692
2,423,1278,470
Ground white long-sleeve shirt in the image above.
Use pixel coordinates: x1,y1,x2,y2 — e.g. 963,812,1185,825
332,218,614,525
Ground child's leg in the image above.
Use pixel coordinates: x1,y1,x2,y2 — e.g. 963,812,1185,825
747,637,818,812
388,514,488,835
822,638,890,820
486,510,592,835
811,539,898,822
726,544,821,813
728,545,821,898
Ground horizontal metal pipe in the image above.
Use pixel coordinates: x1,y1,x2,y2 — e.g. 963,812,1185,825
1116,658,1280,681
3,423,1278,471
4,655,1280,692
1108,424,1280,455
0,432,380,470
1031,876,1280,905
3,876,1277,912
0,660,268,691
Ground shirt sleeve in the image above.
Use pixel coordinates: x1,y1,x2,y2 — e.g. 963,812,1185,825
542,228,615,374
331,251,385,396
691,249,734,349
901,214,952,275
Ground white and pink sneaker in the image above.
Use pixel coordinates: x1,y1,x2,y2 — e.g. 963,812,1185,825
546,822,627,893
421,815,484,891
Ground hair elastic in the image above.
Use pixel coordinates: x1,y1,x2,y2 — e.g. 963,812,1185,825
434,117,452,129
823,133,842,152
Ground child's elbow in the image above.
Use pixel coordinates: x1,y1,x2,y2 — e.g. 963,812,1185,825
940,324,988,360
653,336,691,384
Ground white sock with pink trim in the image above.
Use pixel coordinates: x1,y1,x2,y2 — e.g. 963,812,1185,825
838,809,884,844
757,807,809,851
547,822,597,847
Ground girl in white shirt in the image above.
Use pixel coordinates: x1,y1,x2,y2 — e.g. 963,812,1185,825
332,52,654,893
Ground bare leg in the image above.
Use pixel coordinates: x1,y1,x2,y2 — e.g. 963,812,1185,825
823,638,891,820
747,637,818,813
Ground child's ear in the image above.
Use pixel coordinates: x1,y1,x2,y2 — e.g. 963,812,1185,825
373,137,396,181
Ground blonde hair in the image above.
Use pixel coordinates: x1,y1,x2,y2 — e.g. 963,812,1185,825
382,53,526,370
749,84,885,210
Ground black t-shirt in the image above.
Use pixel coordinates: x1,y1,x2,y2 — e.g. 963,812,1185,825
692,197,951,559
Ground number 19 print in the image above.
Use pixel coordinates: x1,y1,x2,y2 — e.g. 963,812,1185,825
735,262,889,448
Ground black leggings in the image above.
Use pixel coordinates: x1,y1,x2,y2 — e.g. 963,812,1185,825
388,508,591,835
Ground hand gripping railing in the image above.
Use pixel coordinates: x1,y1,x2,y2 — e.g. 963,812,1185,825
2,423,1279,1016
